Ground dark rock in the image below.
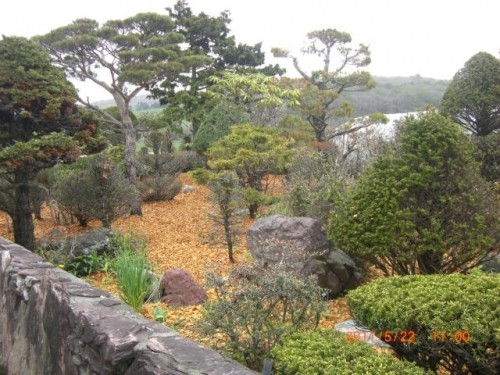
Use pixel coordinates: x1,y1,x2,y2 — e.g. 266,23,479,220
160,268,207,306
1,237,254,374
38,228,114,258
247,215,363,296
38,229,66,251
326,249,356,284
68,228,114,257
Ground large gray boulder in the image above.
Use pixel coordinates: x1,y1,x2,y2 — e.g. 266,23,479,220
39,228,114,258
247,215,363,296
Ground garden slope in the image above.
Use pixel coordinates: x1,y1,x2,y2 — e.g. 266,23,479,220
0,174,351,340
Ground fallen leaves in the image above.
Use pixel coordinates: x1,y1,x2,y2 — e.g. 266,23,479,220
0,173,354,344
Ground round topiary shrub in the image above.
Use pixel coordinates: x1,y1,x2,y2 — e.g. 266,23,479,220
347,272,500,374
272,330,430,375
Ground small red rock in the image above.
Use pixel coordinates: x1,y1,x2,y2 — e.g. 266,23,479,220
160,268,207,306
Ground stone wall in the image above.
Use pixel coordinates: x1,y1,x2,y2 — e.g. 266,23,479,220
0,237,255,375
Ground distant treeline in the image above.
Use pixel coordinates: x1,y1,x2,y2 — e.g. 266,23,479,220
92,95,165,111
93,75,449,116
342,75,449,116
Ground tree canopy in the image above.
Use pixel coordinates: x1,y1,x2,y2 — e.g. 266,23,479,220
0,36,101,249
440,51,500,136
153,0,283,138
207,124,293,217
37,13,189,214
273,28,377,141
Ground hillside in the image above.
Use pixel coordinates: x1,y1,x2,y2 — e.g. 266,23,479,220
342,75,449,116
91,76,449,116
0,174,352,344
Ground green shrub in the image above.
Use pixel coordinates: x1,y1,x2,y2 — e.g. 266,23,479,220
347,273,500,374
138,175,181,202
207,171,245,263
136,137,190,202
153,306,167,323
272,330,430,375
283,147,339,223
188,168,212,185
192,103,248,153
207,124,294,218
329,111,500,275
197,265,327,370
474,132,500,182
65,252,110,277
111,234,153,311
51,154,136,228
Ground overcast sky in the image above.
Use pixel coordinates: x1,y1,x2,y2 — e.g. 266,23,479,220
1,0,499,100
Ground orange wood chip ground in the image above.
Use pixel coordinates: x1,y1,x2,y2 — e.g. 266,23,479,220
0,173,352,342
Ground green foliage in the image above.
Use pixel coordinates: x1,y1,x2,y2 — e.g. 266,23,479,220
273,29,375,141
152,0,283,138
105,232,147,257
474,132,500,182
51,154,137,228
277,114,314,146
136,132,185,202
329,110,500,275
207,171,245,262
111,234,153,312
153,306,167,323
65,252,110,277
192,103,248,152
440,52,500,136
0,36,100,249
283,147,339,223
207,73,299,127
208,72,300,108
272,330,430,375
138,175,181,202
188,168,212,185
0,132,80,171
347,273,500,374
207,124,293,217
197,265,327,370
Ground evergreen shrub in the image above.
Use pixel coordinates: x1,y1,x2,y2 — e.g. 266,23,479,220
347,272,500,374
272,330,429,375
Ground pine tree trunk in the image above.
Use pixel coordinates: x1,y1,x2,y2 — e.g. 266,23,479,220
12,172,35,250
114,93,142,216
223,216,235,263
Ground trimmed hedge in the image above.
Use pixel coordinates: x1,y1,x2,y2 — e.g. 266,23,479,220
272,330,430,375
347,272,500,374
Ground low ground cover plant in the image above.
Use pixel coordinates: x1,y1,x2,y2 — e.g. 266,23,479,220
272,329,430,375
110,234,156,312
347,272,500,374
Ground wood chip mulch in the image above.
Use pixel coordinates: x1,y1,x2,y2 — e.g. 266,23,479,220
0,173,354,342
